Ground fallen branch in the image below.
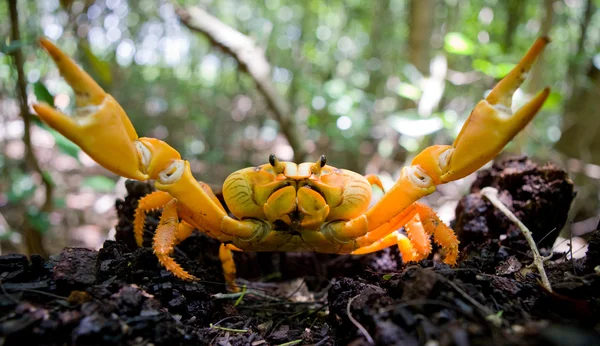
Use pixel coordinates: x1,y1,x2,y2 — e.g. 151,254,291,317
176,6,306,162
481,187,552,292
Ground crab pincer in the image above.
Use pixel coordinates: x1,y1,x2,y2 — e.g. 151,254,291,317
33,38,146,181
412,37,551,185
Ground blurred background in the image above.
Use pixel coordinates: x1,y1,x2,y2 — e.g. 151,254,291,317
0,0,599,257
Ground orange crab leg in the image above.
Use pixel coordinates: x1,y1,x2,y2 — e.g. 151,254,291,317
219,243,239,291
153,200,197,281
352,202,456,264
352,231,420,262
134,191,175,247
364,174,384,191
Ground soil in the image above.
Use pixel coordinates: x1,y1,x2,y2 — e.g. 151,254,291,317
1,156,599,346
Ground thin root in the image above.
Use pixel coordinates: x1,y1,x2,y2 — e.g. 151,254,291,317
481,187,552,292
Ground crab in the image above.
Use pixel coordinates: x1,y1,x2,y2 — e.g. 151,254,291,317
33,37,550,290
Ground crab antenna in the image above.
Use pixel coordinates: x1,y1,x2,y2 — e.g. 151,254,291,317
269,154,285,173
311,154,327,176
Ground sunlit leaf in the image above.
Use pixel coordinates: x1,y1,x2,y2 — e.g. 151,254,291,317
444,32,475,55
80,42,113,86
396,82,422,101
388,114,443,137
472,59,516,78
33,82,54,106
542,91,563,111
82,175,117,192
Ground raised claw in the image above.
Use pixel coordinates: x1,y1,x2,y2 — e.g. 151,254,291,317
33,38,147,181
441,37,550,182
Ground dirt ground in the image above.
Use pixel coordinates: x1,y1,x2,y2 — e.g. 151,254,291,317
1,156,599,345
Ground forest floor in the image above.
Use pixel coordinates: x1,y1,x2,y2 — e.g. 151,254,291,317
1,156,599,346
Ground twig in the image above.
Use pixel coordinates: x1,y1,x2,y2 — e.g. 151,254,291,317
481,187,553,292
347,295,374,345
8,0,52,257
176,6,307,162
276,340,303,346
209,324,249,333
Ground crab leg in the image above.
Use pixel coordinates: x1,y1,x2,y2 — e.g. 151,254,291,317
324,37,549,263
352,203,457,264
134,191,175,246
219,244,239,291
153,200,198,280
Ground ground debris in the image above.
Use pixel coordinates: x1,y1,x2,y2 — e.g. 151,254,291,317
1,158,599,345
455,156,575,249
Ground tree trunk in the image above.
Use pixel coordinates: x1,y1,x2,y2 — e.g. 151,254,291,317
408,0,434,75
555,0,597,163
528,0,554,93
502,0,524,52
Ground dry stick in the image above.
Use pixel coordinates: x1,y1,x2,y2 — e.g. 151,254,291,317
176,6,307,163
347,295,375,345
8,0,52,257
480,187,553,292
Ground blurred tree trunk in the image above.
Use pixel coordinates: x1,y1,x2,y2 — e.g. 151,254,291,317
528,0,555,92
502,0,524,52
408,0,434,75
365,0,390,97
555,58,600,163
8,0,49,257
555,0,598,163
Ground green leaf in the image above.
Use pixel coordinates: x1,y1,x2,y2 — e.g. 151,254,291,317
52,129,81,159
27,207,50,234
444,32,475,55
31,82,81,159
82,175,117,192
7,173,37,203
541,91,563,111
472,59,516,78
33,82,54,106
80,43,113,86
382,274,393,281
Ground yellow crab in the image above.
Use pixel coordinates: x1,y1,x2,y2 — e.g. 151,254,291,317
34,37,549,290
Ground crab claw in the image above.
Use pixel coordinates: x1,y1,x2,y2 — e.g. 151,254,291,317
440,37,551,182
33,38,147,181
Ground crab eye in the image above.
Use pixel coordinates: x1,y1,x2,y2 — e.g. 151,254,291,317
269,154,277,167
319,154,327,168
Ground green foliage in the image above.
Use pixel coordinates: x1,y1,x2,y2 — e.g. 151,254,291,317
33,81,54,106
80,43,113,86
444,32,476,55
33,82,81,160
7,172,37,203
82,176,117,193
472,59,516,78
26,207,50,234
